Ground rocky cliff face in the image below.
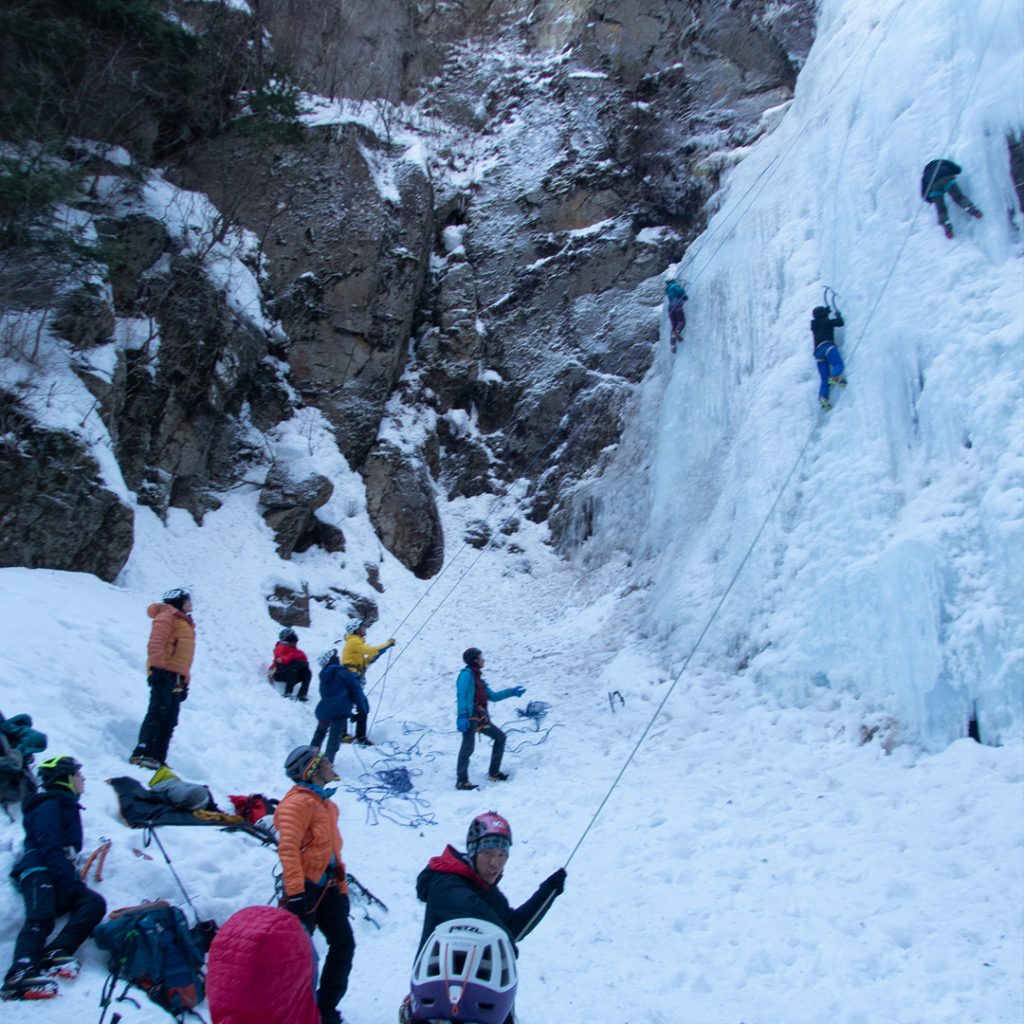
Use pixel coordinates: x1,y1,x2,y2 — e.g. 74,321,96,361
1,0,814,583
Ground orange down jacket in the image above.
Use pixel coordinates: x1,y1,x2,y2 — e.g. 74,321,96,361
274,785,348,898
206,905,318,1024
146,603,196,681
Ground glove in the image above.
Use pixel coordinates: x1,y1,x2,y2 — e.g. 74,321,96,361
282,892,310,923
457,714,470,733
511,686,526,697
385,639,396,649
174,680,189,702
543,867,567,895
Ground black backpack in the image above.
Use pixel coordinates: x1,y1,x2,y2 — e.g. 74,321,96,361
94,900,210,1022
0,711,44,811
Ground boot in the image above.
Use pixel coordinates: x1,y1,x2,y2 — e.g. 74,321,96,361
40,951,79,980
1,964,59,1001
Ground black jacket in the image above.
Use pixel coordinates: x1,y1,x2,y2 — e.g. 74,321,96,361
415,845,559,953
11,788,85,896
811,312,844,349
921,159,961,199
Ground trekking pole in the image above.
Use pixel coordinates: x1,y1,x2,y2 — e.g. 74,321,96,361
142,826,199,925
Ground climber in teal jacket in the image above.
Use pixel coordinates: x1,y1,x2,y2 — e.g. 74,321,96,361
454,648,525,791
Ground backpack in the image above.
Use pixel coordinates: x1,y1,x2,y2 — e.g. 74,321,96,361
94,900,209,1021
228,792,279,824
0,711,45,810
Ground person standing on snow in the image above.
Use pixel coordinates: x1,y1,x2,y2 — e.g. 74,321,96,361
130,588,196,769
311,649,369,756
811,304,847,411
415,812,565,958
2,756,106,1002
338,618,394,745
666,280,688,353
455,648,525,791
269,627,312,701
920,158,983,239
275,747,355,1024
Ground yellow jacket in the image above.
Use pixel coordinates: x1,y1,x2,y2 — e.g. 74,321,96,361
341,632,393,675
274,785,348,898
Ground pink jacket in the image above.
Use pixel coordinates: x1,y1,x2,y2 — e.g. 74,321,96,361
206,906,318,1024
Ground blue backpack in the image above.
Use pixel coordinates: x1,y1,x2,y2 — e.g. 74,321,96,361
94,900,209,1021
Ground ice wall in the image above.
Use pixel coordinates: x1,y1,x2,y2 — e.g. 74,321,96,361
576,0,1024,749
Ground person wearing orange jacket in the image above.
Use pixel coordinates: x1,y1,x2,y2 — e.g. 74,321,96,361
130,588,196,769
275,746,354,1024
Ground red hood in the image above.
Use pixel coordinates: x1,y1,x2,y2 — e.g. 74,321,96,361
418,844,494,897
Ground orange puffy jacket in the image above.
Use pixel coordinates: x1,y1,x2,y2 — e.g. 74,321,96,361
207,906,318,1024
146,603,196,682
274,785,348,898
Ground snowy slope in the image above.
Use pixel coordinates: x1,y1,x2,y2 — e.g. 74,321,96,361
1,1,1023,1023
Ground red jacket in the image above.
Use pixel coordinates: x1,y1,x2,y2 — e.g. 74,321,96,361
206,906,318,1024
271,641,308,669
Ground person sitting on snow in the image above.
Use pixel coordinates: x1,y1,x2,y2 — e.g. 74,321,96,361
811,303,847,411
269,627,312,701
920,158,982,239
2,756,106,1001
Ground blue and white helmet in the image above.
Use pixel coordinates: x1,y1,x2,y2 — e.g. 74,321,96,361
317,648,338,668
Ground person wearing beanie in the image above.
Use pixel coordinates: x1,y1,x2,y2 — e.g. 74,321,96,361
207,905,319,1024
2,756,106,1001
274,747,355,1024
269,628,312,701
130,588,196,769
414,811,566,959
455,648,526,790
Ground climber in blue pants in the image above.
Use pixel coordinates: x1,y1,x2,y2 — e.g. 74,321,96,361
811,304,846,411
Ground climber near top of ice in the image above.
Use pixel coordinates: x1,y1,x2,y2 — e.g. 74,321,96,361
811,298,847,412
920,158,983,239
665,279,688,354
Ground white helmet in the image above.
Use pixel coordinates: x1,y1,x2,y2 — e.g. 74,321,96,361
317,648,338,668
344,617,364,635
409,918,517,1024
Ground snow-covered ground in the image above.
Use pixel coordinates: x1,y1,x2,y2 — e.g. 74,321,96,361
2,0,1022,1022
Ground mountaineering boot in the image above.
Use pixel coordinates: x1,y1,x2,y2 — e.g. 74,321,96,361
40,951,79,980
819,397,832,411
489,771,510,782
129,754,161,769
456,780,479,791
354,736,374,747
943,222,954,239
1,964,59,1001
340,734,354,744
967,206,983,219
829,375,847,388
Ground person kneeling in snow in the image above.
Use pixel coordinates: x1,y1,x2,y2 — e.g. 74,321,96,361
207,905,319,1024
2,756,106,1002
269,628,312,701
401,812,565,1023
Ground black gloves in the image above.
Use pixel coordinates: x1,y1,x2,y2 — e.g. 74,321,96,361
283,892,309,922
543,867,567,895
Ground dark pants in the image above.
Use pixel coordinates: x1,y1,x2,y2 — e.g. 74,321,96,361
275,661,312,699
457,723,506,784
300,881,354,1015
311,719,351,763
815,342,845,400
7,871,106,976
930,182,977,227
132,668,183,763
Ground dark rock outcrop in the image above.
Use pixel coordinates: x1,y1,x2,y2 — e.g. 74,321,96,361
258,466,337,559
0,393,133,582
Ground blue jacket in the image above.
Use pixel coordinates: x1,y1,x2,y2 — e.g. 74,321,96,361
456,665,516,724
10,788,84,896
315,661,368,722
